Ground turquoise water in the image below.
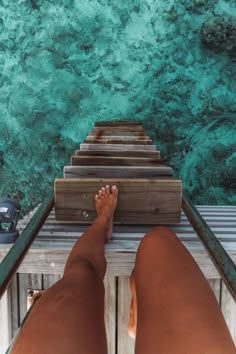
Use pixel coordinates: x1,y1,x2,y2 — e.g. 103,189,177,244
0,0,235,215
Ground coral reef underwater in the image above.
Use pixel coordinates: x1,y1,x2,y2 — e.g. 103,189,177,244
0,0,235,216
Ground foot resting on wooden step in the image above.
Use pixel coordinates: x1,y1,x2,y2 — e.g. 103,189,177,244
95,185,118,241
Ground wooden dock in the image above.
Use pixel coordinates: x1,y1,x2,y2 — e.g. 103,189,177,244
0,205,236,353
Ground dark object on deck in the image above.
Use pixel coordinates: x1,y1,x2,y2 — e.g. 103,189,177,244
0,199,21,244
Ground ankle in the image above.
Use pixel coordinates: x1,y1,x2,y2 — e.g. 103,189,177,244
93,214,110,231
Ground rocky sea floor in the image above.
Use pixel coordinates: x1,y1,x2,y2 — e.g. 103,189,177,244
0,0,235,216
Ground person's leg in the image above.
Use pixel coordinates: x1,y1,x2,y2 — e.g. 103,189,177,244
128,226,236,354
11,185,118,354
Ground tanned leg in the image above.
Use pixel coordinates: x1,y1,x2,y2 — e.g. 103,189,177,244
128,226,236,354
11,185,118,354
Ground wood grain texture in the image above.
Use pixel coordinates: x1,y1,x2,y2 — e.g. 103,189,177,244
64,166,173,178
104,276,116,354
83,139,153,145
208,279,221,303
86,136,151,142
0,285,11,353
71,156,166,166
221,282,236,343
55,178,182,224
75,150,161,158
89,130,149,137
117,276,135,354
80,144,156,151
43,274,61,289
95,121,142,126
19,274,43,323
90,126,145,132
9,274,19,337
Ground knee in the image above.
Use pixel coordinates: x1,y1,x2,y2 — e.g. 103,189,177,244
138,226,178,254
64,255,106,280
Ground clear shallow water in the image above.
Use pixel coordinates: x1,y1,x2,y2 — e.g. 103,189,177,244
0,0,235,216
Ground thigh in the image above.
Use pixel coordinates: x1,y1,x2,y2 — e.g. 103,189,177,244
134,227,235,354
11,261,108,354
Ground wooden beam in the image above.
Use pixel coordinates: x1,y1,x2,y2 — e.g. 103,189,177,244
83,139,153,145
89,130,149,137
54,178,182,224
75,150,161,158
80,144,156,151
71,156,166,166
85,136,152,142
95,121,142,126
63,166,172,178
91,126,145,132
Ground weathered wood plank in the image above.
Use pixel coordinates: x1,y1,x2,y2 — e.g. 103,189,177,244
0,286,11,354
84,139,152,145
71,156,166,166
64,166,173,178
104,276,116,354
19,274,43,323
91,127,145,134
221,282,236,344
54,178,182,224
95,121,142,127
89,130,149,137
9,274,19,337
80,144,156,151
75,150,161,158
1,248,233,279
117,276,135,354
208,279,221,303
85,134,152,144
43,274,62,289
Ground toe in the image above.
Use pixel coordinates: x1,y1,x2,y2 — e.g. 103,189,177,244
95,194,99,201
105,185,111,195
111,185,118,196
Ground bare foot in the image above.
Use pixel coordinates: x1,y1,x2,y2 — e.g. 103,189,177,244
95,185,118,241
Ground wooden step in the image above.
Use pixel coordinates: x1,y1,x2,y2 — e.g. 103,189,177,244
75,150,161,158
86,136,151,142
83,139,153,145
95,121,141,126
54,178,182,224
64,166,173,178
80,144,156,151
71,156,166,166
91,126,145,132
89,130,149,137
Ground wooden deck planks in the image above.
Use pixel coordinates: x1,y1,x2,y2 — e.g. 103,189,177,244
0,286,11,354
221,282,236,343
104,276,116,354
55,178,182,224
0,206,236,351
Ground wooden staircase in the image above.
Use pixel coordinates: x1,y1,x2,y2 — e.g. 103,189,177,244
54,121,182,224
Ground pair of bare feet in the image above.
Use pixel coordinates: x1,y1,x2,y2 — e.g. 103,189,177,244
95,185,137,338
